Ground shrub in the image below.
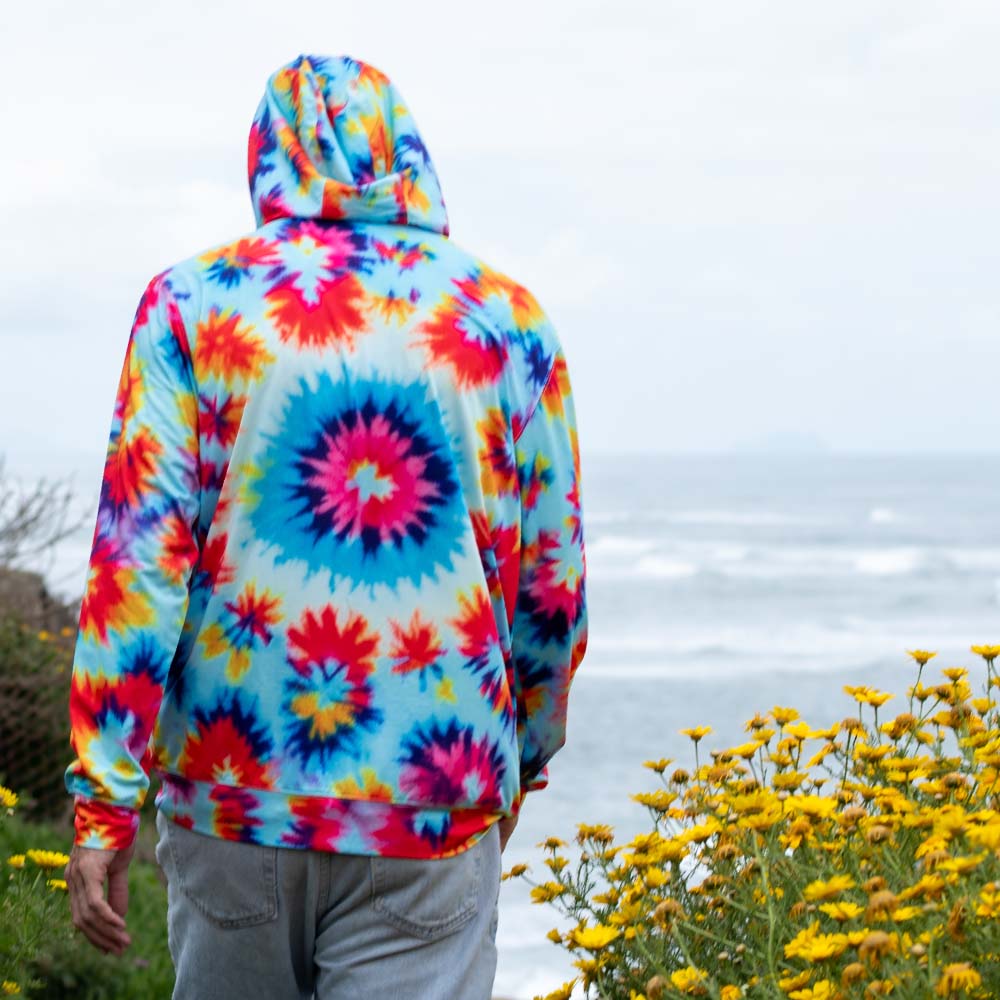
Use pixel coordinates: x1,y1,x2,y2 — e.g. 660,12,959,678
517,647,1000,1000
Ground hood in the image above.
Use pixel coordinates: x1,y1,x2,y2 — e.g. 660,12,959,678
248,54,449,235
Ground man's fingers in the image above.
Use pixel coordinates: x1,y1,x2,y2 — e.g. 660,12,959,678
83,879,128,931
77,900,131,953
106,866,130,919
69,864,130,953
69,878,129,953
77,916,129,955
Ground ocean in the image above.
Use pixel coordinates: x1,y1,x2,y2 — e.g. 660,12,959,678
491,453,1000,999
37,453,1000,999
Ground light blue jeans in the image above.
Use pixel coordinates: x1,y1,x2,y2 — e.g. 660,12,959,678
153,811,501,1000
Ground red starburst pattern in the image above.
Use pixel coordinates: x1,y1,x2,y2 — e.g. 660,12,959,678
265,272,369,351
389,611,445,676
194,308,274,384
78,539,151,643
414,303,506,390
103,427,163,511
157,511,199,585
286,606,380,678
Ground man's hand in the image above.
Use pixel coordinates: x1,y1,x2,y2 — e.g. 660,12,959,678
65,842,135,955
498,815,518,853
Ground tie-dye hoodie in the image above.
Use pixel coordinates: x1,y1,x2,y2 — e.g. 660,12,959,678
64,55,587,858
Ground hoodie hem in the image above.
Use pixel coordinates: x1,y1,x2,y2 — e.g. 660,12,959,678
153,773,503,859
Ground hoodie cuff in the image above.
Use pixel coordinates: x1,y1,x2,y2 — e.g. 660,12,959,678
73,797,140,851
513,766,550,814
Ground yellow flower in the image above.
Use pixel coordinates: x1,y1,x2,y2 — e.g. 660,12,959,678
907,649,937,666
680,726,712,743
643,758,673,774
0,786,18,809
534,981,577,1000
803,875,856,902
971,644,1000,665
571,924,620,951
789,982,837,1000
800,935,849,962
771,706,800,726
779,971,811,991
844,685,893,708
818,901,864,922
632,790,678,811
739,808,784,833
2,983,21,996
772,771,808,790
787,796,838,820
501,863,528,881
680,818,723,844
540,837,567,850
576,823,615,844
936,853,986,876
935,963,981,996
26,849,70,870
941,667,968,683
7,854,25,869
720,988,741,1000
530,882,567,904
784,720,815,741
670,967,707,993
976,885,1000,918
46,878,68,892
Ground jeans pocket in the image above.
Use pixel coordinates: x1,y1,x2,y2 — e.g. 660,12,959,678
370,843,482,941
163,817,278,929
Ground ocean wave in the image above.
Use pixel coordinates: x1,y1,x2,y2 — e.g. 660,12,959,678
584,622,990,675
586,508,832,528
586,539,1000,583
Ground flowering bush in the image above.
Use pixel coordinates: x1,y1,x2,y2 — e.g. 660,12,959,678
0,787,68,995
516,647,1000,1000
0,785,174,998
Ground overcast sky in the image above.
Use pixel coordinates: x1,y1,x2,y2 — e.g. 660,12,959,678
2,0,998,491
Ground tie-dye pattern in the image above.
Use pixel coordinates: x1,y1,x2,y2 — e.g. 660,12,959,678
65,54,587,858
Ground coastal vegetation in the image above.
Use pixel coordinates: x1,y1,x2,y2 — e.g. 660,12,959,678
518,648,1000,1000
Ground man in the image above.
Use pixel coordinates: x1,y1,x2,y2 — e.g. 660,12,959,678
63,53,586,999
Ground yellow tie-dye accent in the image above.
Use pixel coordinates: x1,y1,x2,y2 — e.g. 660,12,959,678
200,623,229,660
333,768,394,801
437,678,457,704
399,173,431,216
225,648,251,682
291,693,356,740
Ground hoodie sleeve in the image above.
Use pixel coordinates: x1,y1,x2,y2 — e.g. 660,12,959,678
65,272,201,850
510,351,588,801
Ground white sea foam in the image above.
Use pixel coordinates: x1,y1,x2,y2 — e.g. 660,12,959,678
869,506,898,524
584,534,658,557
633,555,699,579
854,548,923,576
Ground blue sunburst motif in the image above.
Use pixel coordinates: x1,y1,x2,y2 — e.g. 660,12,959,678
250,372,465,589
